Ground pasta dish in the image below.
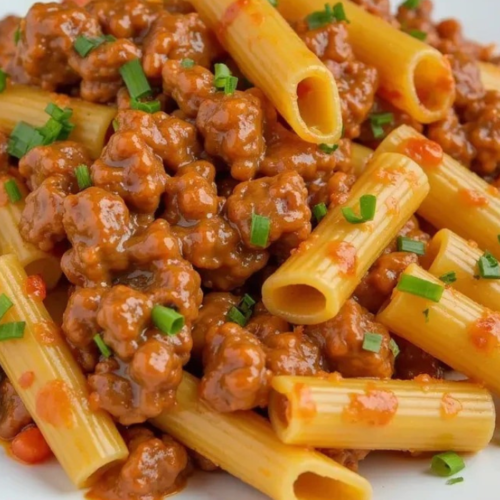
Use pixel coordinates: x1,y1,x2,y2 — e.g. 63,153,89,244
0,0,499,498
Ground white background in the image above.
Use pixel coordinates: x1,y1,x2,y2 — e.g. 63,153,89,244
2,1,500,499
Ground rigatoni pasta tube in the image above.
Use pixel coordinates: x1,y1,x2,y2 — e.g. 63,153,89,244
424,229,500,312
269,375,494,452
0,174,61,290
277,0,455,123
479,62,500,92
152,372,371,500
0,84,116,159
377,263,500,396
373,125,500,260
262,152,429,325
351,143,372,177
0,254,128,487
189,0,342,144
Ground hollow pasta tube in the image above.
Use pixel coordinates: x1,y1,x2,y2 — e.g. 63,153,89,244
479,62,500,92
188,0,343,144
277,0,455,123
269,375,494,452
0,254,128,487
262,152,429,325
152,372,372,500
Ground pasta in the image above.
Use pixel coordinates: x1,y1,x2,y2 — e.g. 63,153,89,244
424,229,500,312
0,254,128,487
377,263,500,396
0,174,61,290
277,0,455,123
0,85,116,159
269,375,495,452
262,152,429,325
188,0,343,144
479,61,500,92
152,372,372,500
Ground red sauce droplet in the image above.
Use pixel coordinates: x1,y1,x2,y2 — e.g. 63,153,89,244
343,387,398,426
402,137,443,168
468,313,500,354
328,242,357,276
34,321,61,346
440,393,463,420
18,371,35,389
36,380,75,429
413,374,440,393
487,185,499,197
379,88,403,103
293,383,317,420
218,0,251,40
458,189,489,207
26,275,47,301
385,197,399,215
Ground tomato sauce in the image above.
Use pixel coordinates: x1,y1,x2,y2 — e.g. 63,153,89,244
328,241,357,276
343,387,398,426
401,137,443,167
468,313,500,354
440,393,463,420
36,380,75,429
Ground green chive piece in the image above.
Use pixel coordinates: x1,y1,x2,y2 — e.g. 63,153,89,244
181,58,195,69
152,305,185,335
227,306,248,326
446,477,464,486
94,334,112,358
332,2,349,22
397,275,444,302
0,294,13,321
306,2,349,30
130,98,161,114
250,213,271,247
409,29,427,41
319,143,339,154
112,119,119,132
7,122,45,159
268,0,278,6
389,338,400,358
478,251,500,279
362,333,383,353
213,63,239,95
120,59,152,100
439,271,457,285
313,203,328,222
45,103,73,122
14,26,21,45
423,308,430,322
239,294,256,316
4,179,22,203
74,34,116,58
397,236,426,255
75,165,92,191
431,452,465,477
0,322,25,341
0,69,7,93
342,194,377,224
370,112,394,139
402,0,421,9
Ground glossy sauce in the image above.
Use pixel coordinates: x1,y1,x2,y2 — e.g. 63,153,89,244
440,393,463,420
401,137,443,168
343,387,398,426
292,383,317,420
36,380,75,429
458,188,489,207
468,313,500,353
18,371,35,389
25,275,47,300
328,241,357,276
33,321,61,346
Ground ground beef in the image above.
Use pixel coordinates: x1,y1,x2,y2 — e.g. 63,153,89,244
0,16,20,70
304,299,394,378
307,170,357,209
448,52,485,108
394,337,445,380
0,378,33,441
190,450,219,472
246,303,290,341
0,133,9,173
352,0,395,23
164,0,195,14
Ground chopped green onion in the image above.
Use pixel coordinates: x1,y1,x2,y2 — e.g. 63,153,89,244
362,333,383,353
342,194,377,224
439,271,457,285
0,69,6,93
313,203,328,222
213,63,238,95
389,338,400,358
478,251,500,279
14,26,21,45
120,59,152,100
332,2,349,22
0,294,13,321
268,0,278,6
152,305,185,335
239,294,256,316
74,34,116,57
250,213,270,247
45,103,73,122
409,29,427,41
306,2,349,30
38,118,64,145
75,165,92,191
397,275,444,302
41,103,74,141
423,308,430,322
112,119,119,132
224,76,238,95
397,236,426,255
319,143,339,154
0,322,25,341
446,477,464,486
431,452,465,477
94,334,112,358
4,179,22,203
130,98,161,113
180,58,195,69
227,306,248,326
402,0,421,8
7,122,45,158
370,112,394,139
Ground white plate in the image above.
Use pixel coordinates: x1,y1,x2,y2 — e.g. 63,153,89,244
2,1,500,499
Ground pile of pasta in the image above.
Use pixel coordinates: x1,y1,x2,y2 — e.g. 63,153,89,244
1,0,500,499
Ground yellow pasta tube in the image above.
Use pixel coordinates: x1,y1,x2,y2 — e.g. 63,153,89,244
277,0,455,123
152,372,371,500
372,125,500,259
479,62,500,92
377,263,500,396
0,84,116,159
424,229,500,312
262,152,429,325
189,0,342,144
351,143,372,177
269,375,494,452
0,254,128,487
0,174,61,290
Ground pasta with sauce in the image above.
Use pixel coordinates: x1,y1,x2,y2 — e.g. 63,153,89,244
0,0,499,499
